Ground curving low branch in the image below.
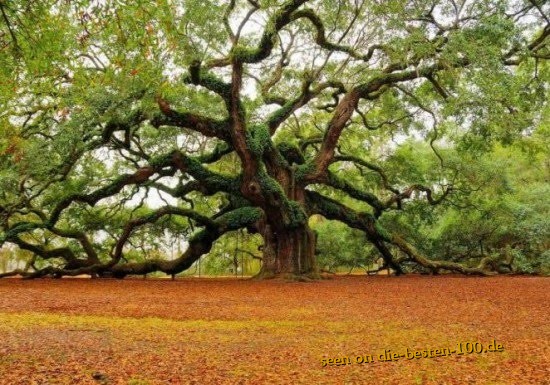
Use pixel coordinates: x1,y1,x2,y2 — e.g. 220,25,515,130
305,190,495,276
1,206,263,279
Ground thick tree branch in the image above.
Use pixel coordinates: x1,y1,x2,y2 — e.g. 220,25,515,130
305,190,492,275
111,205,217,265
231,0,310,63
151,100,231,142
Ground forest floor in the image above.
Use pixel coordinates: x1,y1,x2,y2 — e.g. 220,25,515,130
0,275,548,385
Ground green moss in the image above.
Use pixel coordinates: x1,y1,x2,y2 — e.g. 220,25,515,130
3,222,42,241
148,152,175,168
254,168,307,228
257,169,285,197
189,229,213,243
230,6,282,63
205,175,240,194
197,142,231,163
295,162,315,182
184,70,231,99
314,195,341,218
230,46,257,63
276,142,304,165
176,154,240,194
217,207,262,229
284,200,307,228
327,173,385,212
267,101,294,127
374,221,391,241
198,73,231,99
246,124,271,157
228,194,250,208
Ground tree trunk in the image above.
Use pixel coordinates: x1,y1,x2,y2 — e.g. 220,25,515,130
256,222,318,279
245,159,320,280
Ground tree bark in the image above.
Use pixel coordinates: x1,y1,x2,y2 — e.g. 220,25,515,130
256,221,318,279
254,177,319,279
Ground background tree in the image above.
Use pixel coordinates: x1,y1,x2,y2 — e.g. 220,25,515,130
377,119,550,274
314,218,378,274
0,0,548,279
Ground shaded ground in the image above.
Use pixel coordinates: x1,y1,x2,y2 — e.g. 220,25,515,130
0,275,548,384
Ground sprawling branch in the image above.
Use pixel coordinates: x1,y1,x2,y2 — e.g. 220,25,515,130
305,190,494,275
333,154,399,194
325,172,385,216
305,190,402,273
231,0,310,63
110,205,217,265
4,206,262,279
151,101,231,142
290,8,385,62
384,184,453,209
267,81,345,134
1,149,240,248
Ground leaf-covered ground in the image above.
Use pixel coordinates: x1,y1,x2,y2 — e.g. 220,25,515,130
0,275,548,384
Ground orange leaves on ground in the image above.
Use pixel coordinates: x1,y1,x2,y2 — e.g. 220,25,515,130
0,276,548,384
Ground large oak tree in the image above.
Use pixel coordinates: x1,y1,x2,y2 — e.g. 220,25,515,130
0,0,548,279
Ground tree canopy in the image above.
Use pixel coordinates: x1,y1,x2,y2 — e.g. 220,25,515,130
0,0,548,279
